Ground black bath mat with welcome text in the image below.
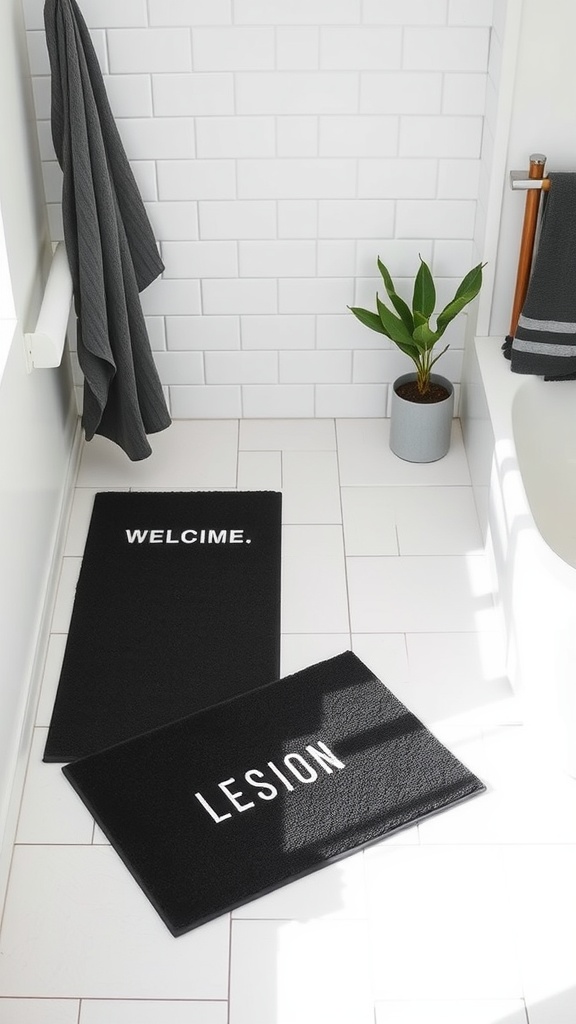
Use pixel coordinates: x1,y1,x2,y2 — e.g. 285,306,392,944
63,651,485,936
44,490,282,762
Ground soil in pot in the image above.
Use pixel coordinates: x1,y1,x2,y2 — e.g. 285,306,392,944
395,380,450,404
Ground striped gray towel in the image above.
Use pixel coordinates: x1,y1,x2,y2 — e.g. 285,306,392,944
508,172,576,380
44,0,171,460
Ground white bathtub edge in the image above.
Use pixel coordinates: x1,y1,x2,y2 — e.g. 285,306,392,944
475,336,576,777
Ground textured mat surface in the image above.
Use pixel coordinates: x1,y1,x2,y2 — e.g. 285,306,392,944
44,490,282,762
63,651,485,936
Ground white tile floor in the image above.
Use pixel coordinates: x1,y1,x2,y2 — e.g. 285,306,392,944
2,417,576,1024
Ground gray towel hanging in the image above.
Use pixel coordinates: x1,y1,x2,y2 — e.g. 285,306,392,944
508,172,576,381
44,0,171,460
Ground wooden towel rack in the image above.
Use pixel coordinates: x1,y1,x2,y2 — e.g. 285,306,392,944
507,153,550,338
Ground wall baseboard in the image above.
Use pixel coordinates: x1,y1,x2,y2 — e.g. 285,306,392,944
0,410,82,911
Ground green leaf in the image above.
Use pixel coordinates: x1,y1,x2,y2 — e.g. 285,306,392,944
413,322,439,350
377,258,414,333
435,295,473,334
348,305,388,336
436,262,484,333
376,294,417,351
412,257,436,318
451,262,484,304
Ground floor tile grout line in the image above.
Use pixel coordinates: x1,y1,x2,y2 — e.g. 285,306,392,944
14,842,107,848
0,994,230,1005
0,996,81,1001
74,997,230,1002
226,916,233,1024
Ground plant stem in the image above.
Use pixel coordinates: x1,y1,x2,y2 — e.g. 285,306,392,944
417,350,431,394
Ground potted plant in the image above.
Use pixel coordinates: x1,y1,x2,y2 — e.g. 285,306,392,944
349,256,484,462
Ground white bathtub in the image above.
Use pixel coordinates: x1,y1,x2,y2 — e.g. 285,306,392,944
475,337,576,776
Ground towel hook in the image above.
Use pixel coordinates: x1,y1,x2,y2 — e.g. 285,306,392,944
508,153,549,339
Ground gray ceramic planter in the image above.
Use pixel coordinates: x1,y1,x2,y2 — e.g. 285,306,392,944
389,372,454,463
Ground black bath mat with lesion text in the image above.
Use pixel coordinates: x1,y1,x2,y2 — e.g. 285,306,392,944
63,651,485,936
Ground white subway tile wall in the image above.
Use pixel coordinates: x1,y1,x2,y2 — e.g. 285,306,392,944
26,0,494,418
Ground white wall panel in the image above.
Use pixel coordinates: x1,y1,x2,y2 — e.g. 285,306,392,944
27,0,495,415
